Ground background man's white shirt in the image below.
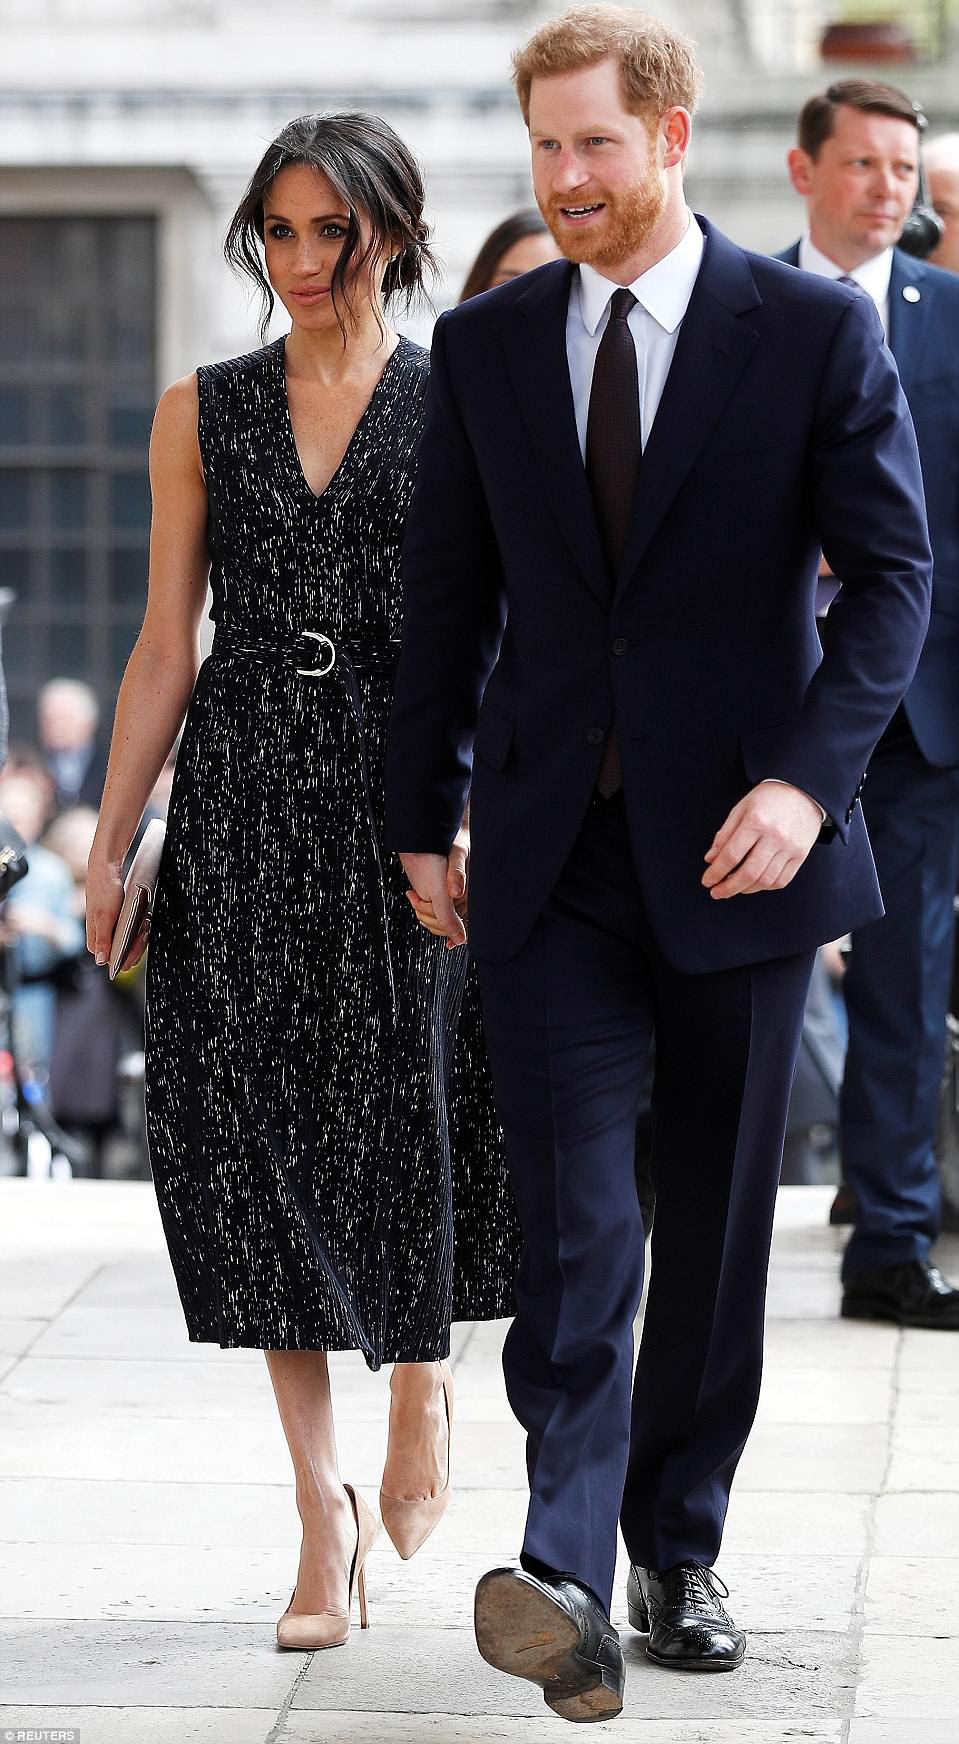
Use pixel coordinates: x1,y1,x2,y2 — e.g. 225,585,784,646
798,232,893,334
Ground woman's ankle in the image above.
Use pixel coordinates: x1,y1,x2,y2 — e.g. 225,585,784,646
295,1476,350,1523
390,1359,445,1397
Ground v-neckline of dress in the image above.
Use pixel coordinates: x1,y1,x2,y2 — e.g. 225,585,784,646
277,333,406,503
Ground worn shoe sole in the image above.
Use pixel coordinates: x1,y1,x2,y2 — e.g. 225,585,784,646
475,1570,624,1723
842,1297,959,1330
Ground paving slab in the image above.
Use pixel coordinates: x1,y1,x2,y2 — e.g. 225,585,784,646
0,1619,299,1709
717,1490,872,1558
0,1257,111,1321
0,1180,955,1737
0,1476,302,1550
848,1726,959,1744
873,1491,959,1556
3,1354,289,1417
893,1389,959,1429
734,1423,888,1493
761,1319,897,1369
0,1317,50,1357
753,1366,893,1427
885,1423,959,1492
898,1327,959,1380
283,1720,843,1744
855,1634,959,1720
27,1304,258,1363
291,1625,855,1722
0,1403,295,1486
863,1555,959,1635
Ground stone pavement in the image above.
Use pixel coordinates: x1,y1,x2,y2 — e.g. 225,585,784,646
1,1178,957,1744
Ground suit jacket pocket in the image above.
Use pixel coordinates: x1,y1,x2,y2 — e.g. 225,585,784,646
474,705,515,771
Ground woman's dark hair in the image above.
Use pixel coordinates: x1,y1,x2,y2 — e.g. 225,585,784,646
458,208,552,303
225,111,437,342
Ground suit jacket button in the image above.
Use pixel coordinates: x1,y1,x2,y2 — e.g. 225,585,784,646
611,638,629,657
586,726,605,746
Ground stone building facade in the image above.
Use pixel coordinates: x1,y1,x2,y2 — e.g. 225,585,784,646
1,0,956,729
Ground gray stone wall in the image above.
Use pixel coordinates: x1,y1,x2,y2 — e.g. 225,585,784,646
1,1,956,373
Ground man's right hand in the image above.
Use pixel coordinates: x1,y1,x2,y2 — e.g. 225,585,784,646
399,851,467,949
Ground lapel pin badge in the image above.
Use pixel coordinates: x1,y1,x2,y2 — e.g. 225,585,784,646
902,285,921,303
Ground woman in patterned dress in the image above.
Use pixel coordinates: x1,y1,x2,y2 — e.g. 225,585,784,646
86,112,516,1651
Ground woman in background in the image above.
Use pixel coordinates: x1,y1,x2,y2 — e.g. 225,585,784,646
459,207,559,302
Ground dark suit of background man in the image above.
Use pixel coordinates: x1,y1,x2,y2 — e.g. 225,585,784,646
386,9,932,1726
783,79,959,1331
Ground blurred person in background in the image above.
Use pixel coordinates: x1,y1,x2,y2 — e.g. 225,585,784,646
38,679,108,813
925,134,959,273
43,806,142,1177
783,79,959,1328
0,774,83,1089
459,208,560,301
85,110,516,1655
3,745,57,827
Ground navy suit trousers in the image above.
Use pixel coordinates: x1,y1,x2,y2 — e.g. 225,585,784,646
476,793,813,1612
840,709,959,1278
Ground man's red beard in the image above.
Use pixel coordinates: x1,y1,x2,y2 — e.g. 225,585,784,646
539,176,667,268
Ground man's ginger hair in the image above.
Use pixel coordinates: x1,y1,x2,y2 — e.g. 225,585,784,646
512,5,703,127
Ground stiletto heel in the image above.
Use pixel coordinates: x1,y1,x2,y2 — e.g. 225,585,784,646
380,1359,453,1560
276,1481,378,1650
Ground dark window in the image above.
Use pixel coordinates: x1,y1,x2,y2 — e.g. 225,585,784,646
0,214,156,739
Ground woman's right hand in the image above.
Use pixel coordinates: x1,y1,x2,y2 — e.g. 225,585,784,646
85,854,126,967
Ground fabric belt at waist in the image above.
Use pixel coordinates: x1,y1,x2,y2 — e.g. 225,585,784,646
211,624,401,675
208,620,399,1024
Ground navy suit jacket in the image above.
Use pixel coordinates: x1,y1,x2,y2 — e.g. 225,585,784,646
386,219,933,973
779,242,959,767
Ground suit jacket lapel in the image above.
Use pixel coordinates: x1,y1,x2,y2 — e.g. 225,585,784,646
614,221,761,599
505,260,611,607
887,250,930,396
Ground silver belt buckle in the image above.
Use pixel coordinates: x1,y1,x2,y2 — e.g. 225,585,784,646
296,629,336,677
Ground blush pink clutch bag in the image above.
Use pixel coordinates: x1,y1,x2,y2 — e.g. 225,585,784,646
108,818,165,981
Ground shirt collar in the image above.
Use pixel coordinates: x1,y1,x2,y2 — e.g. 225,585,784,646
798,232,894,306
577,212,705,337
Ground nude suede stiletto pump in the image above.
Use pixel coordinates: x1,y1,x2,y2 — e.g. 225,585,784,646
379,1360,453,1560
276,1483,378,1650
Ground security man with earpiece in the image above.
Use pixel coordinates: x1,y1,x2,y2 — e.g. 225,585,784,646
781,78,959,1330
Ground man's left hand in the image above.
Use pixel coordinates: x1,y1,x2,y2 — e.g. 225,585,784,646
703,781,823,899
403,827,470,942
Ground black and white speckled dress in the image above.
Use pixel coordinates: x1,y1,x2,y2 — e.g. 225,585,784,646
143,334,518,1366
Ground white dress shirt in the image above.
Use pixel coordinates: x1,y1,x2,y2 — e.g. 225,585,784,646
565,214,827,826
566,212,705,458
798,232,893,335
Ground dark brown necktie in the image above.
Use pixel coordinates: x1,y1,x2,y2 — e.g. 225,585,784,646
585,287,639,797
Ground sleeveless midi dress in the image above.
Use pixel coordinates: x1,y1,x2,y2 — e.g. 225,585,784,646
144,335,518,1366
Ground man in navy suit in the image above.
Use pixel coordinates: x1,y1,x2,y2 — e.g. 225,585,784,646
386,7,932,1723
782,79,959,1331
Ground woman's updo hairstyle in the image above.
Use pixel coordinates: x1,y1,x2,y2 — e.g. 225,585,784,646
225,110,436,342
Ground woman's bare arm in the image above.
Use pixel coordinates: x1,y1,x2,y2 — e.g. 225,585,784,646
86,373,210,963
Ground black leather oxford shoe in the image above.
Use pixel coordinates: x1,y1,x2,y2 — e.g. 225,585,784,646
474,1565,625,1722
842,1258,959,1328
627,1562,745,1671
